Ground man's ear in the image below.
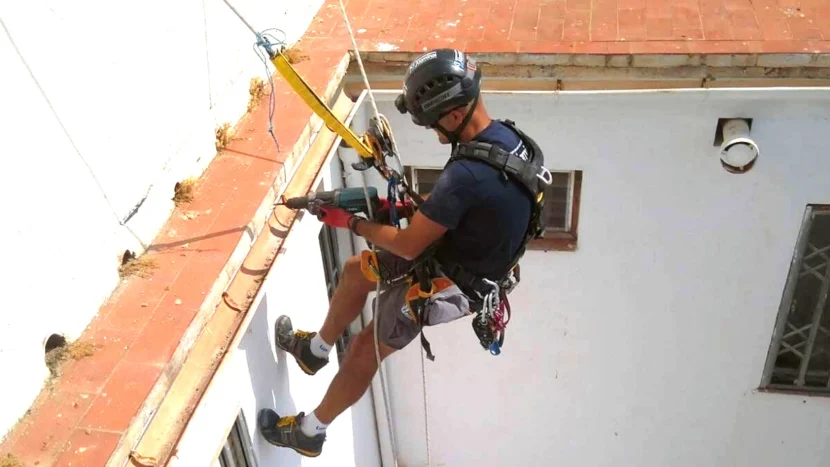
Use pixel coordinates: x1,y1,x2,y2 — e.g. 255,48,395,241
456,104,473,121
447,108,465,128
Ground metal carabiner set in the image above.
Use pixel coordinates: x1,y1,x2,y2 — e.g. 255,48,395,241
472,278,512,356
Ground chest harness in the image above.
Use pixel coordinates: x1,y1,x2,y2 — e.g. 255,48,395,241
362,119,552,360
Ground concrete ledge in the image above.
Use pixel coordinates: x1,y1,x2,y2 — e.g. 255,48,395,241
358,51,830,70
344,57,830,95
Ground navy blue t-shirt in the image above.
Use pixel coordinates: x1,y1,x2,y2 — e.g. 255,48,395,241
419,120,533,280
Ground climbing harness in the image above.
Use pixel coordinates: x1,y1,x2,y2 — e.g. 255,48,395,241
428,117,552,355
392,48,553,356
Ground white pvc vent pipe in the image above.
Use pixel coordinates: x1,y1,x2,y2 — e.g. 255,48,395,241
720,118,760,174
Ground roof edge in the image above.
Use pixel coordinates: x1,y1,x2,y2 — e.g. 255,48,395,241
107,53,352,467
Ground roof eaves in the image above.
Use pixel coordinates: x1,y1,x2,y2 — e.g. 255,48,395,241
114,52,353,467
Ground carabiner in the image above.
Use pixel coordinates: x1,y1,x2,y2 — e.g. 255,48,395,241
489,339,501,356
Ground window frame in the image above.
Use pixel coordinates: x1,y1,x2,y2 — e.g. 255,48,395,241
217,411,258,467
759,204,830,396
404,165,440,197
318,223,352,363
527,170,582,252
403,166,582,252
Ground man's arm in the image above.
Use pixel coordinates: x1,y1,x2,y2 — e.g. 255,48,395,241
350,210,447,261
326,162,474,260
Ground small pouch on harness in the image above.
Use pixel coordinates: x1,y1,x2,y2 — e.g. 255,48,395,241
404,275,471,362
403,276,470,325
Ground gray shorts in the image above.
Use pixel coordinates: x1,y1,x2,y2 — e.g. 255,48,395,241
371,249,472,350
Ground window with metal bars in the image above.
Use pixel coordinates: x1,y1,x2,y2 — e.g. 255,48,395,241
216,411,257,467
761,205,830,394
318,224,351,362
404,166,582,251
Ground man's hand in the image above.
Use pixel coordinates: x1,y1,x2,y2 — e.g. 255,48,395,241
314,197,446,260
317,207,353,229
375,198,415,222
377,198,413,212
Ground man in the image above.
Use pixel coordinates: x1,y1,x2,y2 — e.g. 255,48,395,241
258,48,545,457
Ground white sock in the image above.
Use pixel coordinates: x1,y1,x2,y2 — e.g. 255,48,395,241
301,411,328,437
310,333,332,359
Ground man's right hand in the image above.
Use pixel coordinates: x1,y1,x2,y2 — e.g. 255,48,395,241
317,207,353,229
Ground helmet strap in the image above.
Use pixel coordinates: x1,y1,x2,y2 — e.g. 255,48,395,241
433,93,480,152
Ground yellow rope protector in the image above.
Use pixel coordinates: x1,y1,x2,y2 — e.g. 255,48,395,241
270,51,375,158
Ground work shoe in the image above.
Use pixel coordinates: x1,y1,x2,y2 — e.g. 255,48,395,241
274,315,328,375
258,409,325,458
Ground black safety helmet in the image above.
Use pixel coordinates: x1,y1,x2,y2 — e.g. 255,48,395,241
395,48,482,146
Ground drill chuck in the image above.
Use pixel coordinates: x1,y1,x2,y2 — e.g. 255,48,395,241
283,196,313,210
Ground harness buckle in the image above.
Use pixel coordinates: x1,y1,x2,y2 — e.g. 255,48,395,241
499,265,520,295
536,166,553,185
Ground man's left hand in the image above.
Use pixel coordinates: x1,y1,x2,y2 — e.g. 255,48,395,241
378,198,414,212
376,198,416,223
317,207,353,229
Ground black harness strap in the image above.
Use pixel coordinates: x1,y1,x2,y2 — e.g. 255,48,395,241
435,256,493,301
414,260,435,361
451,141,538,198
409,247,440,361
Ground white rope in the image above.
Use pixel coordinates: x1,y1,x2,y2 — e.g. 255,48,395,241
218,0,430,462
335,2,431,466
337,0,380,120
334,2,399,467
419,329,432,467
221,0,260,36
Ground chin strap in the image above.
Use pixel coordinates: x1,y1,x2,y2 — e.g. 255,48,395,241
433,93,480,152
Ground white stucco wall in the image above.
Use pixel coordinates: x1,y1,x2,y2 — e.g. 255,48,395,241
169,152,381,466
170,135,384,466
0,0,322,439
340,89,830,467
